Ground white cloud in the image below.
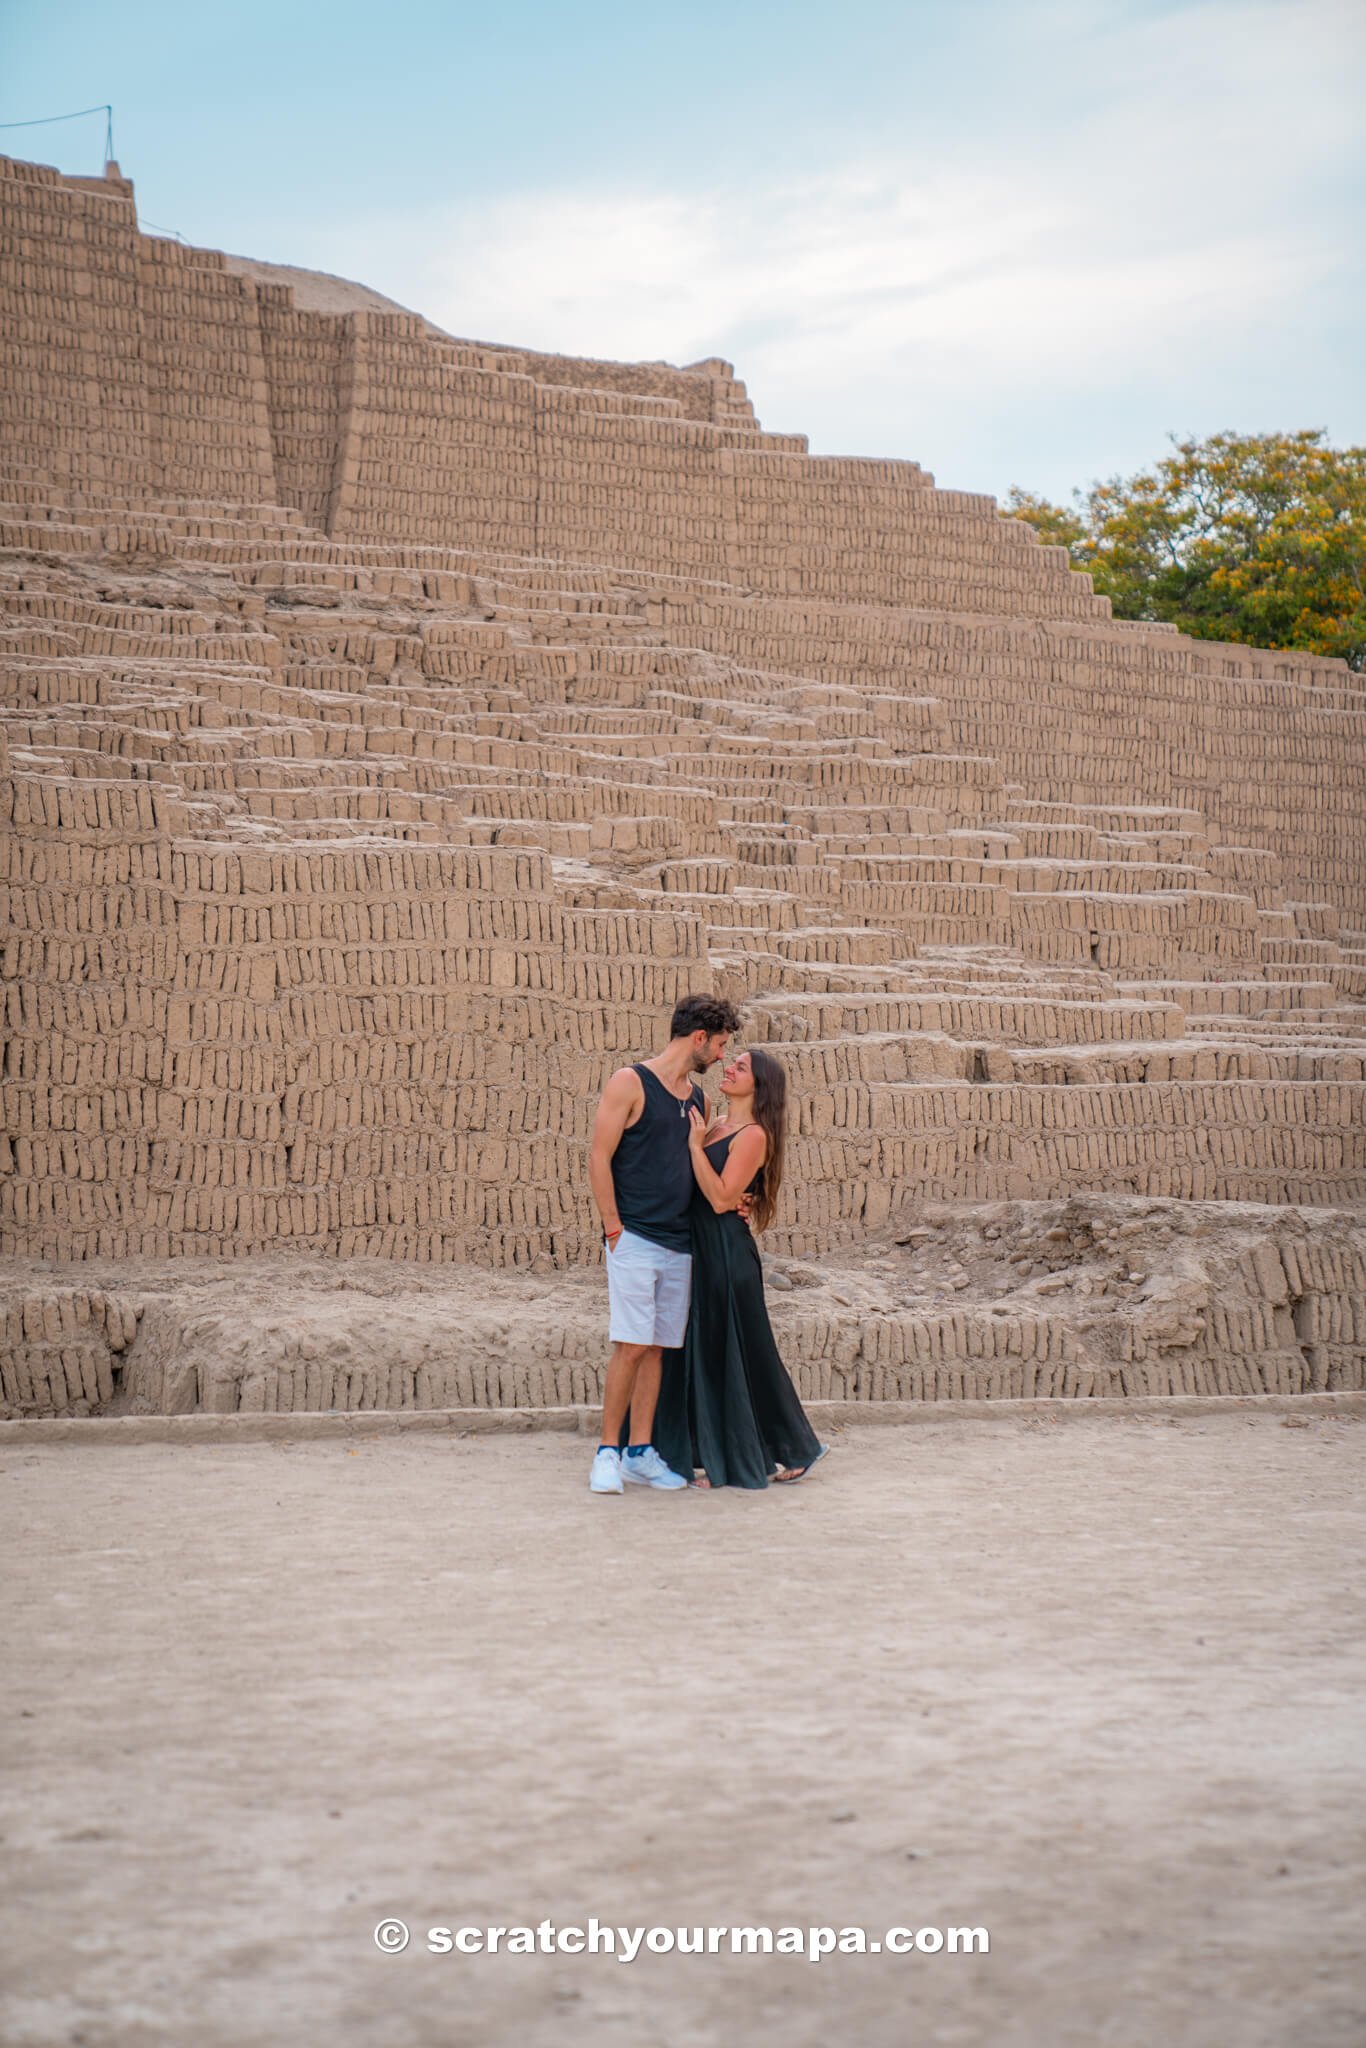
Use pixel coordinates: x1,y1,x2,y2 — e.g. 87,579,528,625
308,0,1362,494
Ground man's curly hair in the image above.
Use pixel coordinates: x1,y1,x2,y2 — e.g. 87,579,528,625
669,994,744,1040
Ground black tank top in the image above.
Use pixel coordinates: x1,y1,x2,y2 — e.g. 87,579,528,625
702,1127,765,1199
611,1063,706,1253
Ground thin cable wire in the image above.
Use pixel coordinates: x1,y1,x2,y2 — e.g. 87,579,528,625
0,102,111,128
0,102,115,170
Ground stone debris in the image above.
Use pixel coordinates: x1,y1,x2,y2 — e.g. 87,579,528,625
0,152,1363,1417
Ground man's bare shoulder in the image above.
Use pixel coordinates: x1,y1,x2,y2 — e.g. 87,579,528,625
588,1067,644,1151
597,1065,644,1104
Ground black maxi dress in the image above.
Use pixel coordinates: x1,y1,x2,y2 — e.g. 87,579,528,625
648,1131,824,1489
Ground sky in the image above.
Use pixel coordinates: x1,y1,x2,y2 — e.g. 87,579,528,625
3,0,1363,505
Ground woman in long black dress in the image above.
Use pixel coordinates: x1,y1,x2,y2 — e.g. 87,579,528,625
651,1046,828,1490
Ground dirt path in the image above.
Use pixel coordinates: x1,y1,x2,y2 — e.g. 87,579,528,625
2,1412,1363,2046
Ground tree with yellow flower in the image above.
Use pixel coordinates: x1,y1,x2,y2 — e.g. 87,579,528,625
1004,429,1365,671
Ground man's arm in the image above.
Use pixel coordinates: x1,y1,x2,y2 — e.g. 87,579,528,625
588,1067,643,1245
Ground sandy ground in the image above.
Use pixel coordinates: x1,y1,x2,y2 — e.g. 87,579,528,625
2,1412,1363,2048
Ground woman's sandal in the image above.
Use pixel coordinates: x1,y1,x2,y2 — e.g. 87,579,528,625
773,1444,830,1483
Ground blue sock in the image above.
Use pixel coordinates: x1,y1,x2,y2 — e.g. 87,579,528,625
625,1444,650,1457
597,1442,618,1454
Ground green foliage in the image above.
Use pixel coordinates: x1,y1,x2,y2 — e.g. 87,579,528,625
1004,430,1366,671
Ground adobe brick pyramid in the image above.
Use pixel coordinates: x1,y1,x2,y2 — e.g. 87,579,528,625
3,153,1364,1415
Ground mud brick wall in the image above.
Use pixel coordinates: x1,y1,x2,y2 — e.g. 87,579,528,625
648,597,1366,932
255,288,346,531
178,847,705,1268
1,743,182,1254
725,451,1109,617
886,614,1366,928
1,149,1363,1287
470,342,755,427
327,317,539,553
321,343,1095,617
0,158,277,507
1,796,710,1261
136,238,276,503
6,1225,1364,1417
533,390,732,580
0,156,153,493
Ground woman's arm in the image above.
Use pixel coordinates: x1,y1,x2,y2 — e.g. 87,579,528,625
687,1109,767,1215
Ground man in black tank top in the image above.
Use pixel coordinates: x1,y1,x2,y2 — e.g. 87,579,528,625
586,994,743,1494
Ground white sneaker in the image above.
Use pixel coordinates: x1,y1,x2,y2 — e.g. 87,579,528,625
589,1447,624,1494
620,1446,688,1490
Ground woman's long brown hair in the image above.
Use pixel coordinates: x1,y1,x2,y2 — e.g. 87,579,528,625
746,1047,787,1233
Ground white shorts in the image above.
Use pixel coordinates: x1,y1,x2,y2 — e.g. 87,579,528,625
605,1227,692,1347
